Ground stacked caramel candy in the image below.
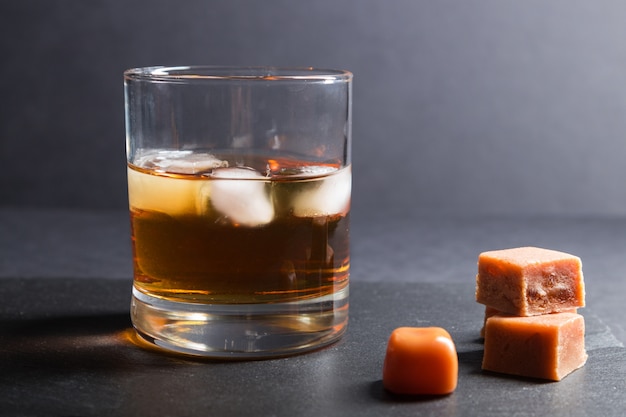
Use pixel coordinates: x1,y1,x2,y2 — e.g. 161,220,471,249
476,247,587,381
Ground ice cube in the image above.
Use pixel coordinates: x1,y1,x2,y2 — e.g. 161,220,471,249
127,167,201,215
269,163,336,178
208,167,274,226
134,150,229,174
290,166,351,217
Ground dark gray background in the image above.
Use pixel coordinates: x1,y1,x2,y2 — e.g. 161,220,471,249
2,0,626,219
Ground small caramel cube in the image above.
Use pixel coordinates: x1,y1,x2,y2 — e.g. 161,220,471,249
382,327,458,395
482,313,587,381
476,247,585,316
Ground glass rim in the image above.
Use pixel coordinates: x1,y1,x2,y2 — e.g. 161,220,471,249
124,65,353,83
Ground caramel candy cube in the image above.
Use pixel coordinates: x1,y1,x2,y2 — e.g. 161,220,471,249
476,247,585,316
482,313,587,381
383,327,458,395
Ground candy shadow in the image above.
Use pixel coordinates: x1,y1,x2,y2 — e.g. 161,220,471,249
368,379,456,403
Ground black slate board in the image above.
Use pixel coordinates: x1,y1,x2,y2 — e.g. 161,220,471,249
1,278,624,417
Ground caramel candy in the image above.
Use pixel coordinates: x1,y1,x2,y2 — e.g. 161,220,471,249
476,247,585,316
482,312,587,381
383,327,458,395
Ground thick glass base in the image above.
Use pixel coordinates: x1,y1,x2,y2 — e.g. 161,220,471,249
130,286,349,359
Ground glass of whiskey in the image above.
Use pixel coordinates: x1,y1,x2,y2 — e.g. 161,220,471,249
124,66,352,358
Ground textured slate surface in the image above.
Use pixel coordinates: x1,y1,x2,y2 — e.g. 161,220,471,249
1,278,624,417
